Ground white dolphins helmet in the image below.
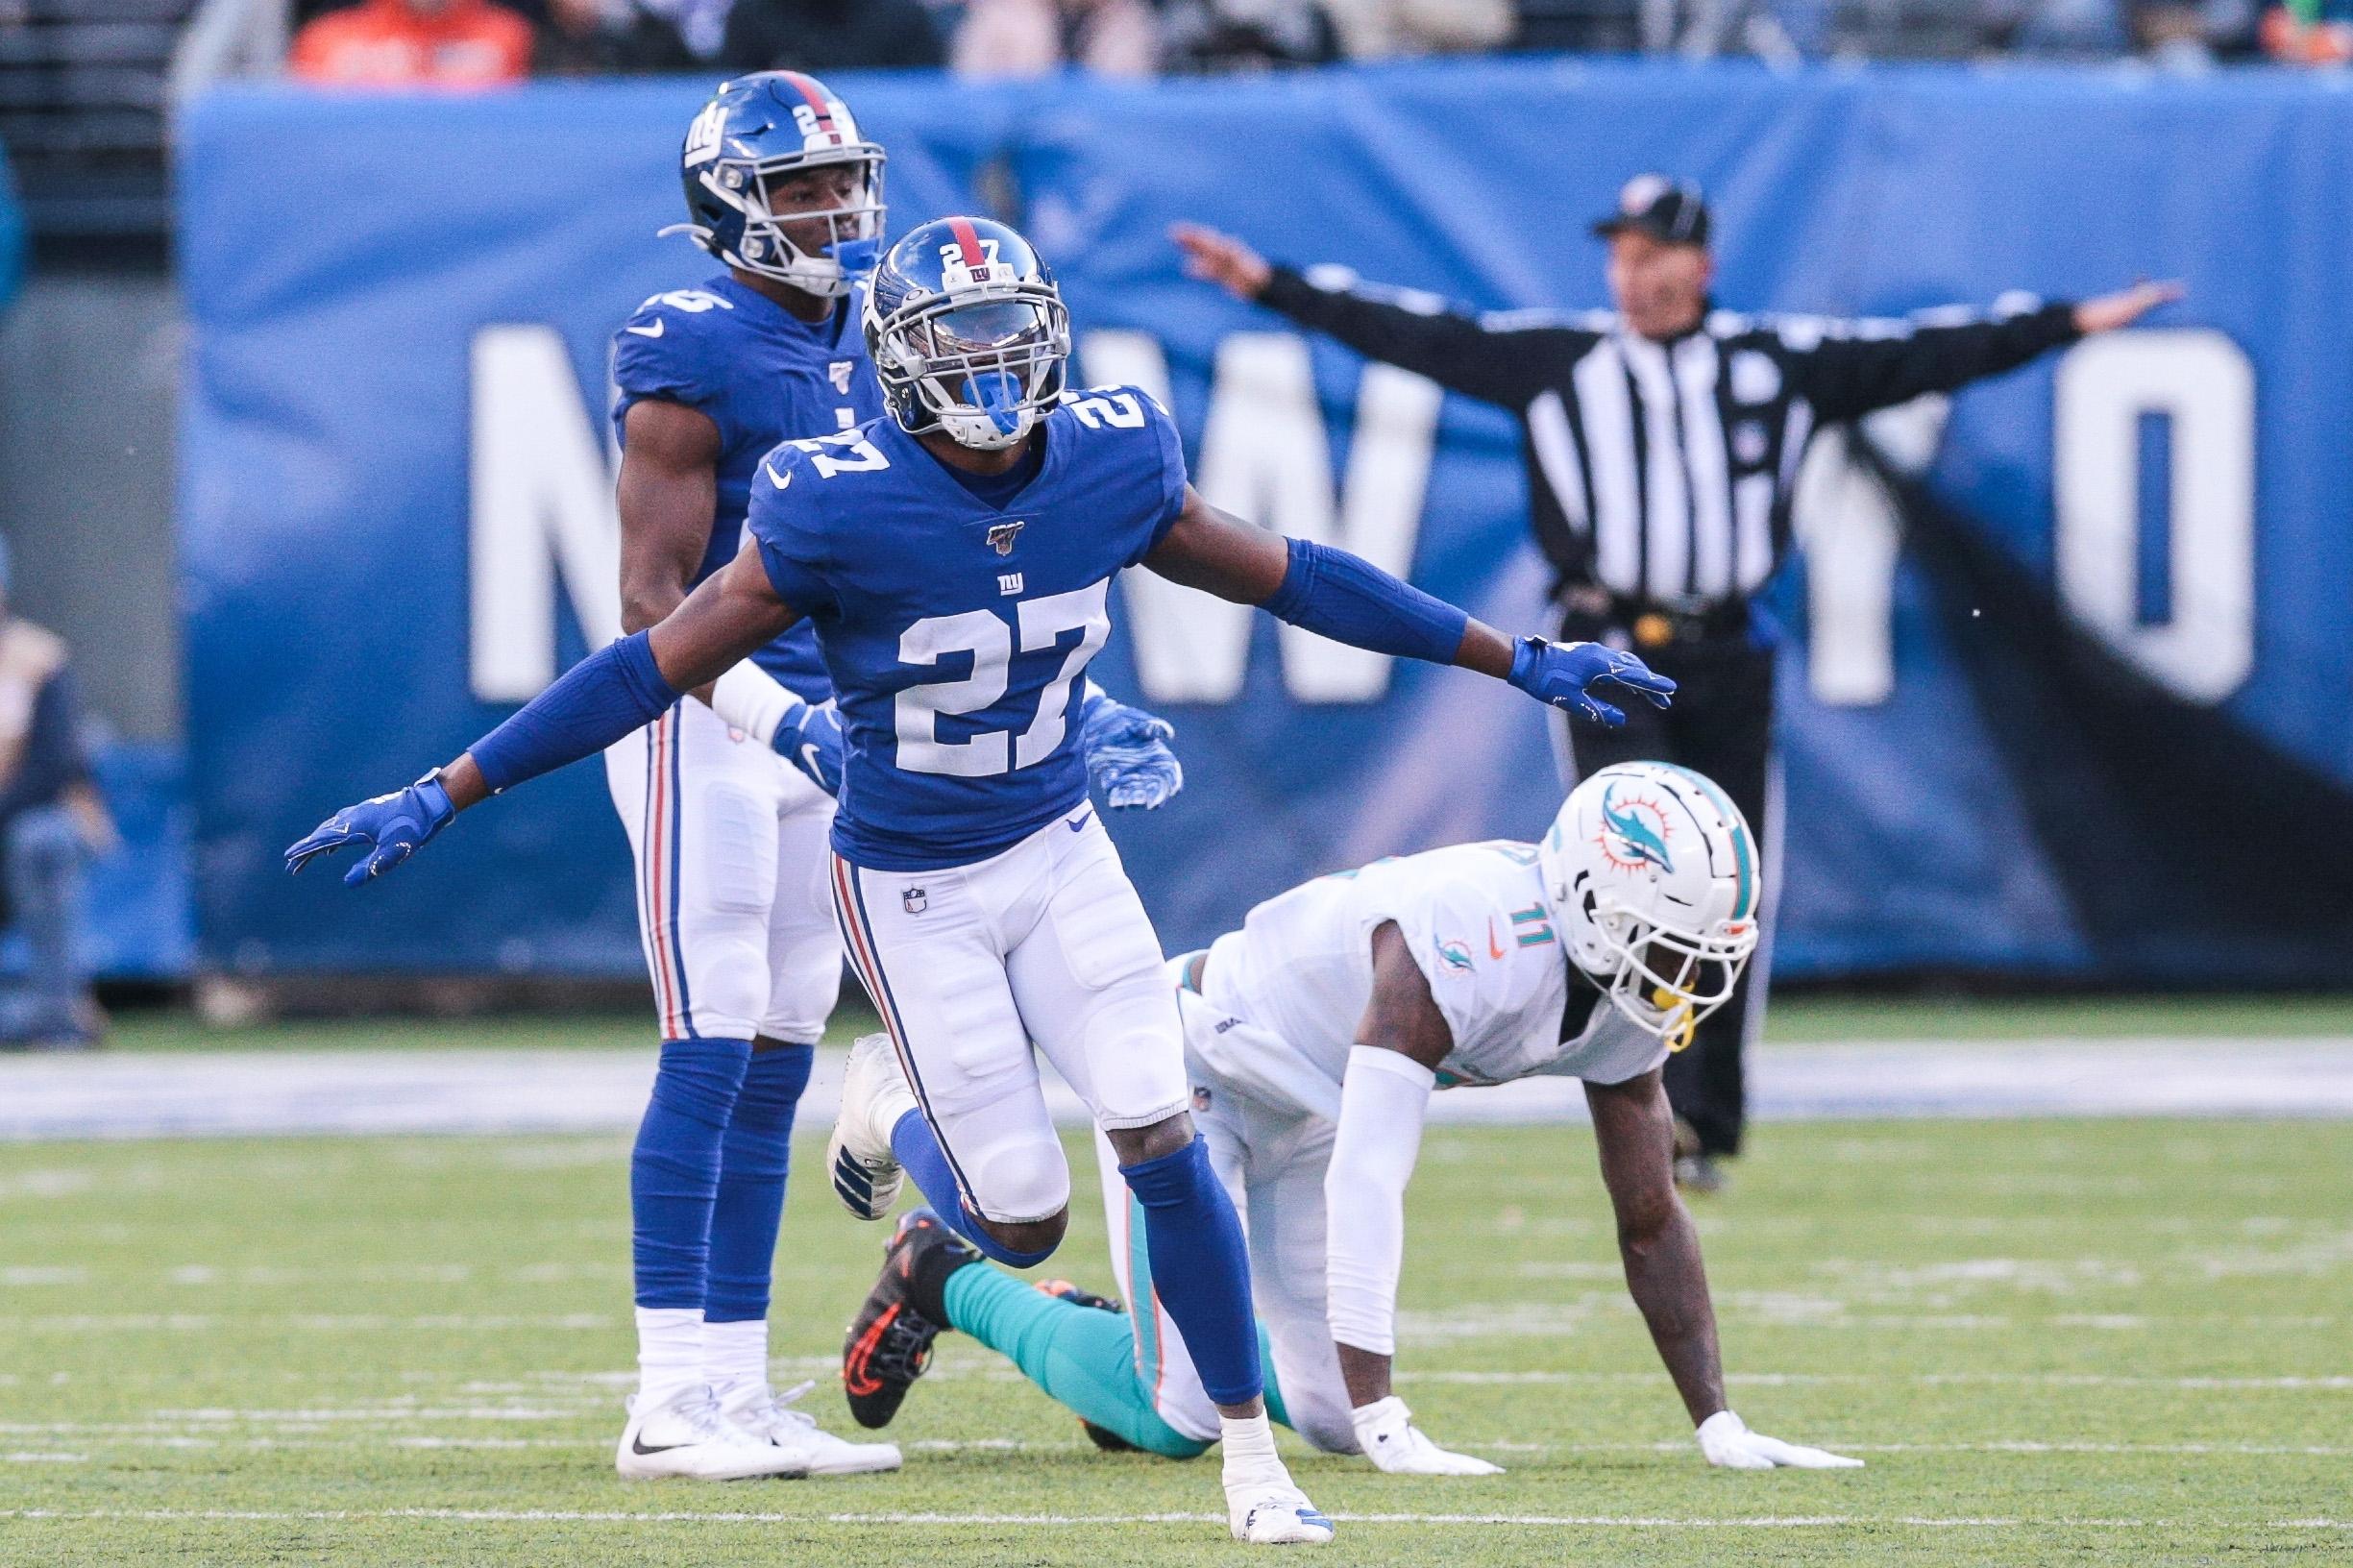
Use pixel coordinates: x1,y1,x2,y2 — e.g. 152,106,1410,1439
1536,762,1761,1048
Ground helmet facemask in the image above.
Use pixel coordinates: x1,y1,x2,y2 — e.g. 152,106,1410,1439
680,146,886,299
870,286,1069,451
1579,878,1757,1048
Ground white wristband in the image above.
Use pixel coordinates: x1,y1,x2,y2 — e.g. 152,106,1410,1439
708,661,801,748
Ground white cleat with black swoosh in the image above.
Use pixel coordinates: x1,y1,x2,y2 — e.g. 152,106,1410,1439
614,1385,805,1481
828,1033,915,1221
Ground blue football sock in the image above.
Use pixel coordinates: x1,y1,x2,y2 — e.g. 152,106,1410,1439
703,1042,812,1324
1115,1188,1295,1434
630,1037,752,1310
890,1109,1055,1268
1118,1138,1262,1408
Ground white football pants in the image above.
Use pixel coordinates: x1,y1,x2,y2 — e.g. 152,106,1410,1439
830,808,1189,1227
604,698,841,1043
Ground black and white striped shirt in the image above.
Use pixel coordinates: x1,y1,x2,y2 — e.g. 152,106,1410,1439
1258,264,2080,613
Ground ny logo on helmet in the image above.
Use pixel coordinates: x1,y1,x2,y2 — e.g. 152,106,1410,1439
939,236,1003,289
986,522,1025,556
683,102,727,167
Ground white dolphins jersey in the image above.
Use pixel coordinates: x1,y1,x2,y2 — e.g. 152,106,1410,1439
1192,841,1666,1115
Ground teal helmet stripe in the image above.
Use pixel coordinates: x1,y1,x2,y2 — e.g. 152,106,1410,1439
1661,764,1756,921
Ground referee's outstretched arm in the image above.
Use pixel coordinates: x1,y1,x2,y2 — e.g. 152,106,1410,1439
1790,282,2184,422
1174,222,1591,407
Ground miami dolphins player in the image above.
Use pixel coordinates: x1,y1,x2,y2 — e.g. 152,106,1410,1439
609,71,1186,1482
284,214,1673,1544
840,764,1860,1478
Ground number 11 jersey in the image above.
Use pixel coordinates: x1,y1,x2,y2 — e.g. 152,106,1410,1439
747,387,1187,870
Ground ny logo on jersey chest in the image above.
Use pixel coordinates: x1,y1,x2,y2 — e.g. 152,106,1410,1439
986,521,1025,556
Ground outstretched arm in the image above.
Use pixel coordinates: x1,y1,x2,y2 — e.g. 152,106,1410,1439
1141,484,1675,725
1172,223,1593,407
285,542,802,884
1585,1070,1861,1469
1794,281,2182,424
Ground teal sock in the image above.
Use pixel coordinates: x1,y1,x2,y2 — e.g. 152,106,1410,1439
1260,1322,1292,1432
942,1265,1212,1459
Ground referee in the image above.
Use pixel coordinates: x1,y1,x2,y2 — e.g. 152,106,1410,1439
1174,178,2176,1189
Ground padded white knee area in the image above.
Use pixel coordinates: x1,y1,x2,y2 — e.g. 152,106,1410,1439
962,1131,1072,1226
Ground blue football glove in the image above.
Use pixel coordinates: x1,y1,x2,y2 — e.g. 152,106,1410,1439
283,772,455,888
772,699,845,796
1079,692,1185,812
1507,636,1677,726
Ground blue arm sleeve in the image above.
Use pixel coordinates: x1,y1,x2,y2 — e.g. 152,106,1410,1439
1259,537,1469,667
469,631,680,796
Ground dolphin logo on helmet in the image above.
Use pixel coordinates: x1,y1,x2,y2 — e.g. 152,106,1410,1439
660,71,886,300
1599,786,1676,874
863,216,1071,453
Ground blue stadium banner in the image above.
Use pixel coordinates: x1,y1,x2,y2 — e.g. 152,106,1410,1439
180,63,2353,983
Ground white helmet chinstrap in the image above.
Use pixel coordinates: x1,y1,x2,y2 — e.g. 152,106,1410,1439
1536,762,1761,1047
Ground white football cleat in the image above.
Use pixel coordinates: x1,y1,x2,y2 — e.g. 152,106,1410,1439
1349,1395,1505,1476
829,1033,915,1221
1696,1409,1864,1469
717,1378,902,1477
1226,1478,1336,1546
614,1385,804,1481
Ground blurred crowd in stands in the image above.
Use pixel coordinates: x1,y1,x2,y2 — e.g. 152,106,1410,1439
279,0,2353,87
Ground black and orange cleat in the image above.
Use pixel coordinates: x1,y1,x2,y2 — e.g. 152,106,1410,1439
1035,1279,1141,1453
842,1209,977,1430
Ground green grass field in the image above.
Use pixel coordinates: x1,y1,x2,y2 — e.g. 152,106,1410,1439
4,1103,2347,1566
92,989,2353,1054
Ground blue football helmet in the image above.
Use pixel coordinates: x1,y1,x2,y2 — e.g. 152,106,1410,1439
862,217,1070,452
662,71,885,299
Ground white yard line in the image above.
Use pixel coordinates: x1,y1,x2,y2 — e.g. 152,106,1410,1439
8,1037,2353,1141
0,1507,2346,1530
1405,1370,2353,1388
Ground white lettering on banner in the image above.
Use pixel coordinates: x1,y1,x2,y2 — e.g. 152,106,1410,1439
468,327,621,703
1080,330,1442,704
466,324,2254,719
1793,398,1950,707
2054,330,2255,705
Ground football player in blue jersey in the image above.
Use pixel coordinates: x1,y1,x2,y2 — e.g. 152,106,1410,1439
287,215,1674,1545
601,74,1182,1482
599,67,895,1484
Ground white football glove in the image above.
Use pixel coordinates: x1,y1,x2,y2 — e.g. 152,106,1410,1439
1696,1409,1864,1470
1350,1396,1505,1476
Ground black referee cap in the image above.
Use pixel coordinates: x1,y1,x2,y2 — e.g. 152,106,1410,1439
1592,175,1710,247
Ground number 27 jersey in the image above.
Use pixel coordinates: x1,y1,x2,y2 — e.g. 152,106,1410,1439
746,387,1187,870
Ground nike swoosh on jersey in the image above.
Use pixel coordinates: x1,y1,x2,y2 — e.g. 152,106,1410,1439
1487,919,1505,961
1066,809,1093,832
625,319,666,338
763,463,793,490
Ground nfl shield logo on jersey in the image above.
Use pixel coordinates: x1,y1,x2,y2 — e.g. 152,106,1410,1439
829,359,855,394
986,522,1025,556
902,886,927,916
